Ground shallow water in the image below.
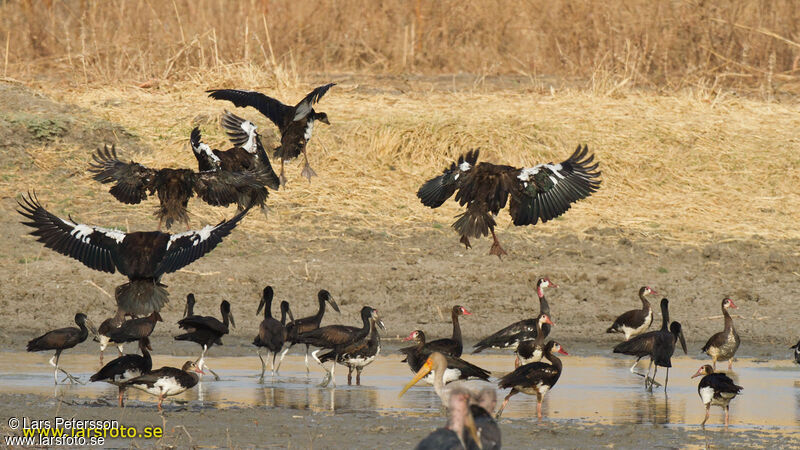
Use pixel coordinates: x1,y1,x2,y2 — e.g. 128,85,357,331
1,351,798,430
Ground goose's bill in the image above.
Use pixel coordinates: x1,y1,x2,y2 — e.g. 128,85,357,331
728,299,738,309
544,316,555,326
557,348,569,356
691,367,705,378
399,358,434,398
679,330,687,355
462,307,472,316
402,331,416,342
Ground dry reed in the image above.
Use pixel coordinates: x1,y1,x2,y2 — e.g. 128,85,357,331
1,0,800,93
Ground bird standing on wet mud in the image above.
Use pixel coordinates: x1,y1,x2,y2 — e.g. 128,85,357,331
207,83,336,186
417,146,601,258
692,364,743,428
701,297,740,370
606,286,657,341
27,313,95,385
174,299,235,381
253,286,295,379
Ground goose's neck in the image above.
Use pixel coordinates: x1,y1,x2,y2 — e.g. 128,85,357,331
538,294,550,316
639,292,650,311
451,310,462,342
722,306,734,332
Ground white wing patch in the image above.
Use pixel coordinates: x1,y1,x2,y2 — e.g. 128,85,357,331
459,161,472,172
69,223,125,244
241,120,258,154
304,119,315,140
166,225,215,250
517,166,541,181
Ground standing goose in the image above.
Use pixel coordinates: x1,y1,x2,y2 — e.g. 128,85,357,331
27,313,95,385
692,364,743,428
120,360,204,412
174,300,235,380
791,340,800,364
106,311,162,349
95,310,126,365
701,298,740,370
399,342,492,387
17,193,248,316
417,146,601,257
89,145,272,230
606,286,657,340
496,340,568,419
514,314,555,367
253,286,295,379
277,290,340,373
422,305,471,358
315,307,386,386
473,278,556,353
613,298,687,391
207,83,336,185
89,337,153,406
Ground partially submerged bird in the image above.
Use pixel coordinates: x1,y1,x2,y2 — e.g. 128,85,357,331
691,364,743,428
473,277,556,353
17,192,248,316
314,306,385,387
417,146,601,257
414,386,481,450
419,305,471,358
89,337,153,407
606,286,657,340
613,298,687,391
207,83,336,185
496,340,568,420
27,313,95,385
253,286,295,379
120,360,204,412
277,290,340,373
174,299,235,380
701,298,740,370
89,145,271,229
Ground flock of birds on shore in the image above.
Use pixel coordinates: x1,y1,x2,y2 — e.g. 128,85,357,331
13,84,799,448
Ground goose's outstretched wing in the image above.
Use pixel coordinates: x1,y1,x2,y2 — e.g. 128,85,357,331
16,192,121,274
89,145,157,204
206,89,292,128
508,145,601,225
292,83,336,121
417,149,480,208
155,207,249,277
221,110,259,153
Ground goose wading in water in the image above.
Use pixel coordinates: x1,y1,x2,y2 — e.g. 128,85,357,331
417,146,601,258
701,297,740,370
495,340,568,420
120,360,204,412
606,286,657,341
692,364,743,428
89,337,153,407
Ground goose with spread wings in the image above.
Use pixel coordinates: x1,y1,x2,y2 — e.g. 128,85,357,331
17,192,249,316
417,145,601,258
89,145,271,230
207,83,335,185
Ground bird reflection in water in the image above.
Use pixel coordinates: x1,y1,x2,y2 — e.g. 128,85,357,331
612,392,686,425
256,384,379,413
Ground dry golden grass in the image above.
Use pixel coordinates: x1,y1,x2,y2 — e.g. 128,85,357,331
2,0,800,94
5,73,798,247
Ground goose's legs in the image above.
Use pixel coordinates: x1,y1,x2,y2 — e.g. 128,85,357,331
495,389,518,419
489,229,507,259
300,148,317,182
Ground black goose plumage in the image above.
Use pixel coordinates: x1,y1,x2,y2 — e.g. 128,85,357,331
120,360,203,412
17,192,248,316
692,364,743,427
496,340,568,419
27,313,94,385
514,313,554,367
90,337,153,406
207,83,335,185
613,298,687,391
701,298,740,370
316,307,385,386
174,299,235,380
417,146,601,257
89,145,271,229
277,290,340,373
420,305,471,358
399,331,491,382
606,286,657,340
253,286,294,378
473,278,556,353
